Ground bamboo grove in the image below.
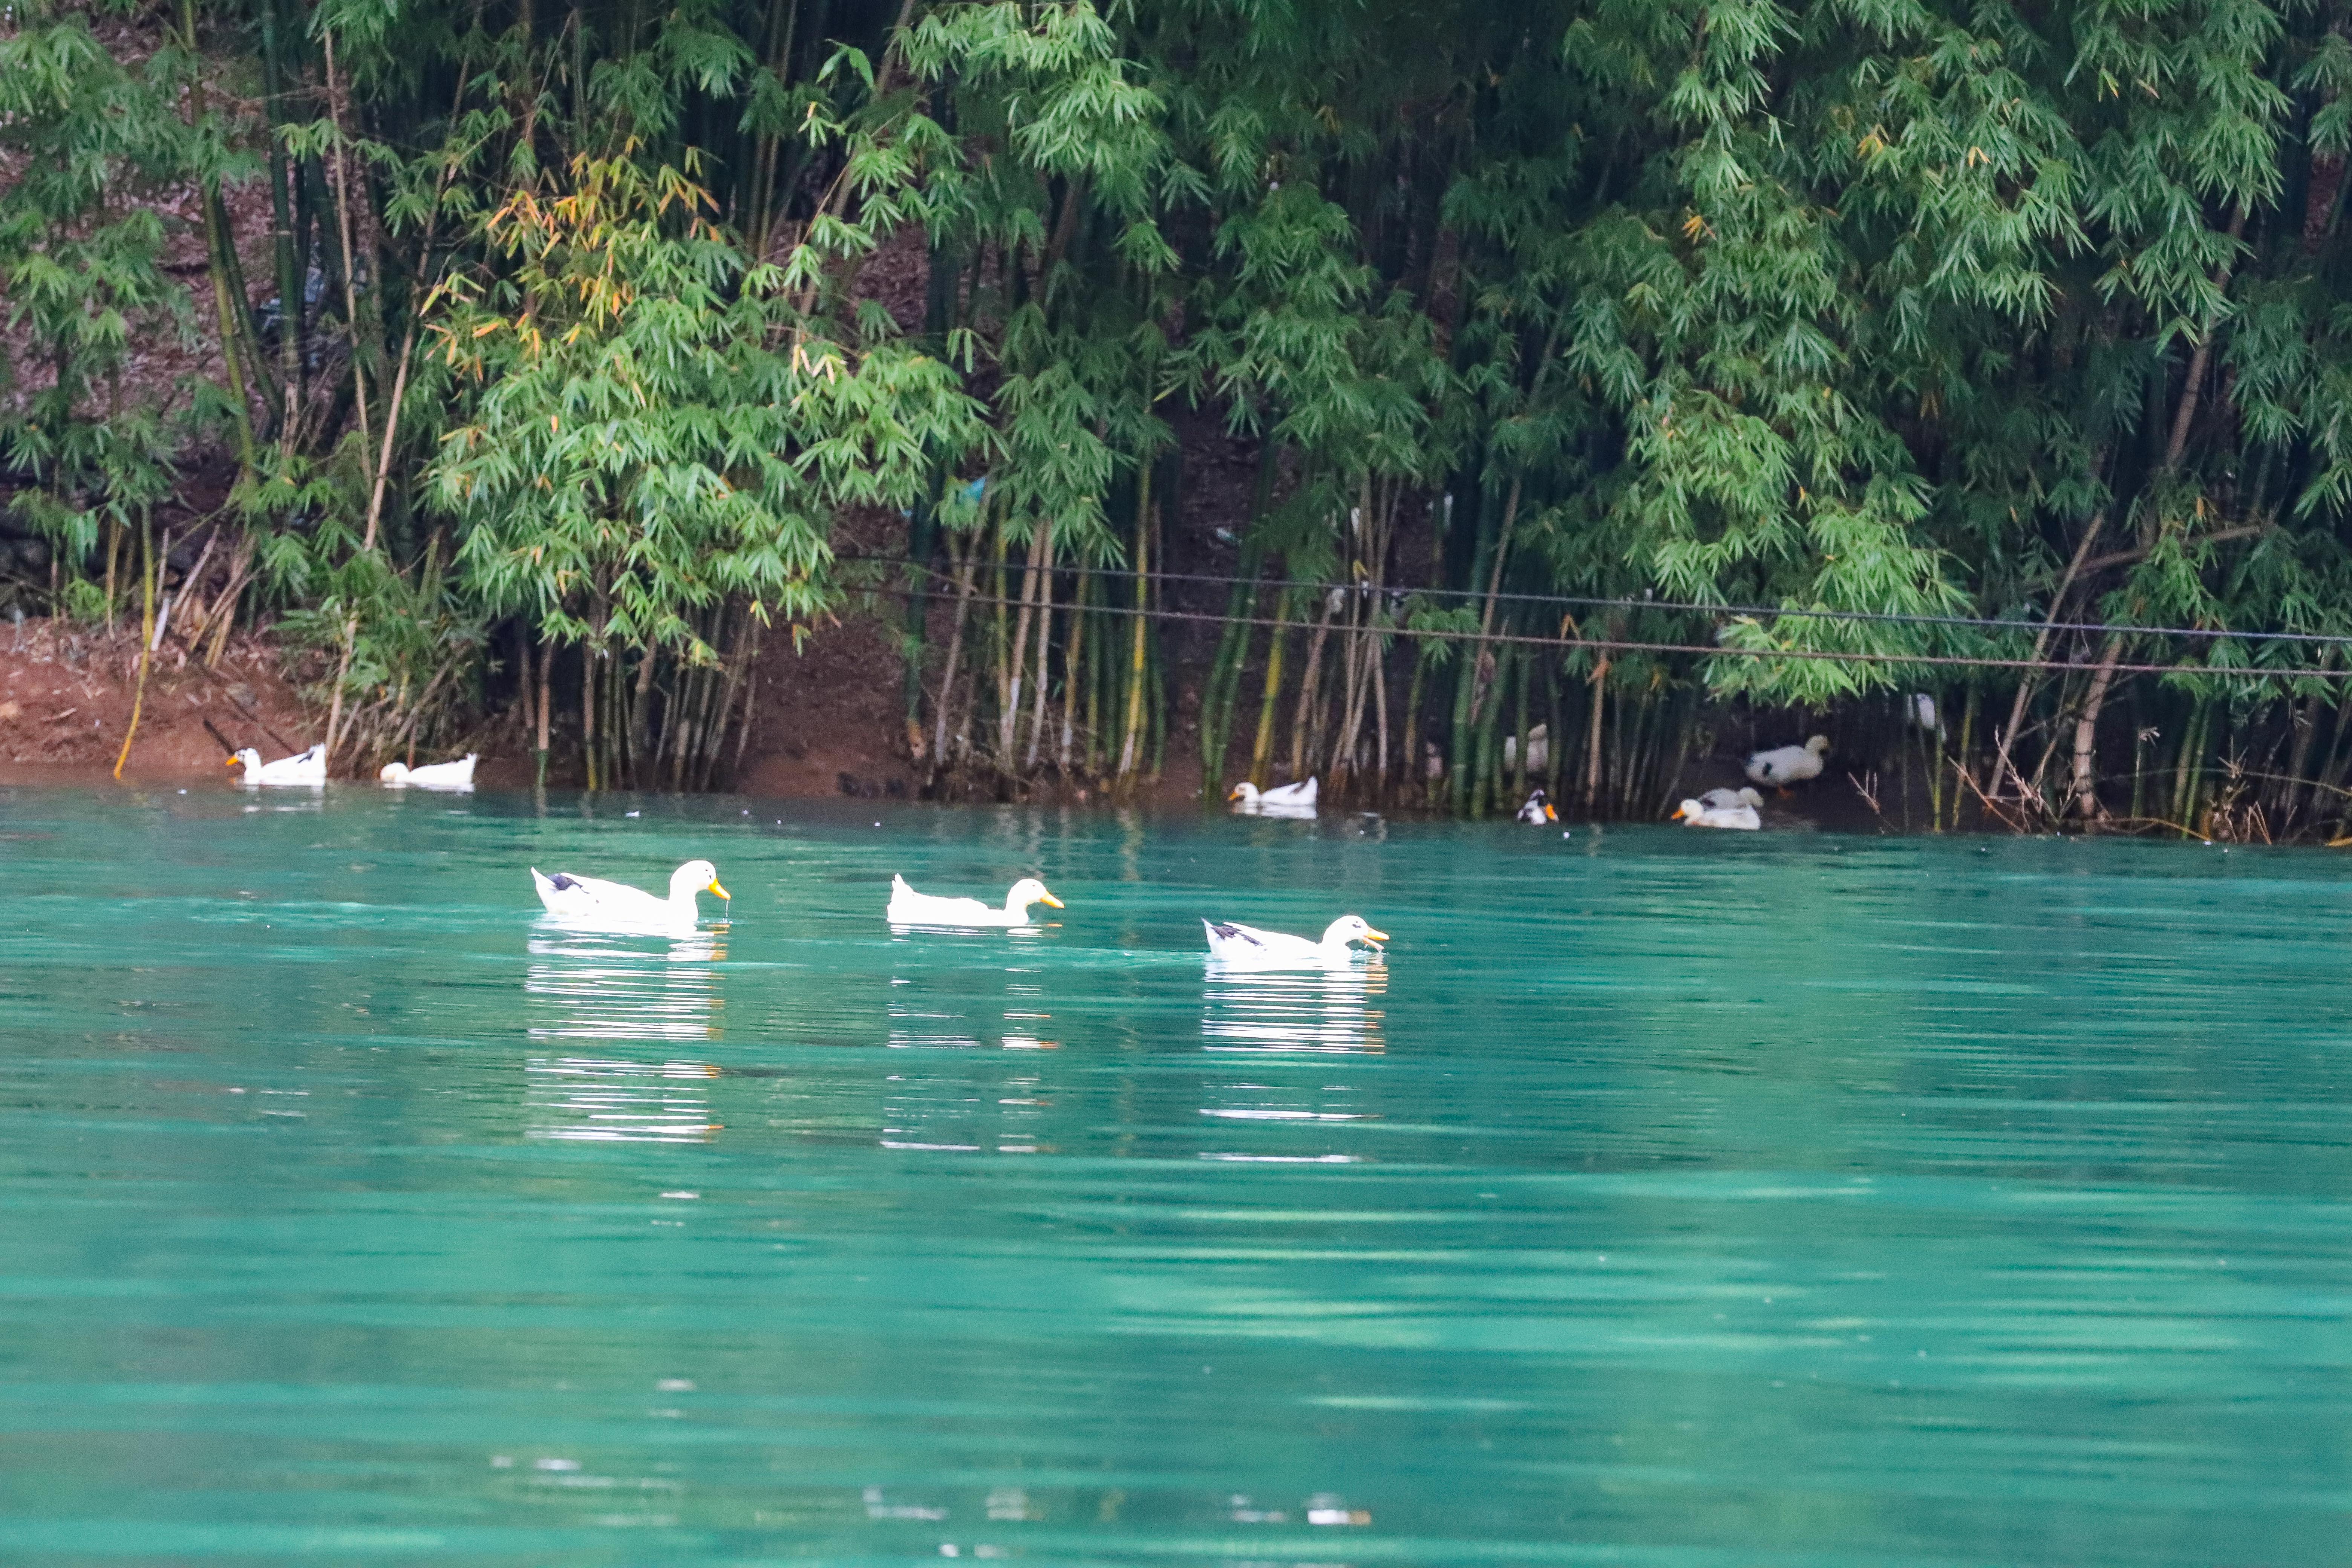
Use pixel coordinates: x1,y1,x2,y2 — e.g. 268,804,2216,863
13,0,2352,831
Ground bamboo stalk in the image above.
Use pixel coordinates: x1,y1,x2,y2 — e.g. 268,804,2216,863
1058,565,1088,771
112,515,158,780
1288,588,1335,785
931,528,980,774
1116,464,1152,786
1001,518,1048,768
1584,655,1609,812
1024,543,1055,772
322,30,369,452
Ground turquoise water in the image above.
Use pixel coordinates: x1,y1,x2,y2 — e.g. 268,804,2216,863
1,787,2347,1565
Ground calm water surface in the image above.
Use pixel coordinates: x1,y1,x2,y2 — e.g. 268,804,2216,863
1,787,2347,1566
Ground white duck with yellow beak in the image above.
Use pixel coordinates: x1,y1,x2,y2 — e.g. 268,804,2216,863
887,875,1063,928
1674,795,1762,830
1203,914,1387,968
531,859,730,931
230,744,326,786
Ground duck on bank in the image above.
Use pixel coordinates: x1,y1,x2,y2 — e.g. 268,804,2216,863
1746,735,1830,788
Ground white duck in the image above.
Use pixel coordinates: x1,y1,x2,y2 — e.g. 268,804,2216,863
1516,788,1558,824
1675,795,1761,830
380,753,478,789
532,859,730,931
1745,735,1830,787
1699,786,1764,812
1227,777,1318,816
1203,914,1387,968
230,744,326,786
887,874,1062,928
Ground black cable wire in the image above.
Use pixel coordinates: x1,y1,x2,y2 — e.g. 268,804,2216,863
839,578,2352,681
835,553,2352,652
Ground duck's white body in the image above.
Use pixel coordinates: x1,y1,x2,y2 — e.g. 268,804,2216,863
532,859,729,932
1228,778,1318,816
1744,735,1830,787
887,874,1062,928
232,744,326,786
381,753,478,789
1202,914,1387,969
1675,796,1761,830
1516,789,1558,824
1699,786,1764,813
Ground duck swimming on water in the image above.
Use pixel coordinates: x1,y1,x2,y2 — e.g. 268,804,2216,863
1674,795,1762,830
231,744,326,786
1203,914,1387,968
532,859,729,931
380,754,478,789
887,875,1062,928
1228,778,1318,815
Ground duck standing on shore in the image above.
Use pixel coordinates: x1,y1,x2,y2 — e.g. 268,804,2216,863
1745,735,1829,788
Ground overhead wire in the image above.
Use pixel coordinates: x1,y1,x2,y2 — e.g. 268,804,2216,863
835,573,2352,681
832,553,2352,650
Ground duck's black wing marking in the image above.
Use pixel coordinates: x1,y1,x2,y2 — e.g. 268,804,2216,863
548,873,583,891
1205,920,1269,951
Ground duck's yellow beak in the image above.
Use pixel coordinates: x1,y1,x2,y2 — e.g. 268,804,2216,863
1226,786,1244,801
1039,891,1064,909
708,879,731,900
223,755,239,767
1544,803,1558,821
1363,927,1389,943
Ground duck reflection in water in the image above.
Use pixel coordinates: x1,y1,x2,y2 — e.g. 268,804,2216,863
523,929,728,1142
1202,962,1387,1055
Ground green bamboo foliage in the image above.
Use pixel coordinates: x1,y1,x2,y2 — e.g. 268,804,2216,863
19,0,2352,825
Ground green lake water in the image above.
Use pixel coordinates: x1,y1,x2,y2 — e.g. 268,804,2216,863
1,786,2347,1566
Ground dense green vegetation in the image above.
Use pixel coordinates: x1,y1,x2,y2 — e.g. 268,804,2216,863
8,0,2352,831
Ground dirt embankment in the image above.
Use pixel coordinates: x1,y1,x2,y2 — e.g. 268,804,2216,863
0,621,314,779
0,608,986,801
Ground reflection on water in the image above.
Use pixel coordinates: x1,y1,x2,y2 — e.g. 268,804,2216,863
877,1065,1051,1155
1203,959,1387,1054
523,1055,721,1142
884,949,1060,1052
524,928,727,1042
522,930,727,1142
